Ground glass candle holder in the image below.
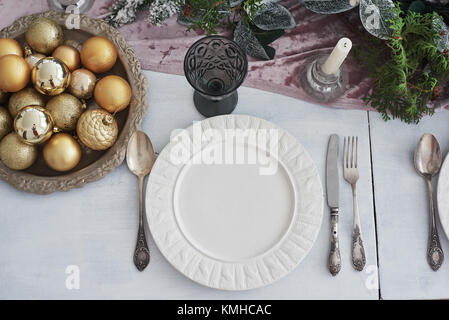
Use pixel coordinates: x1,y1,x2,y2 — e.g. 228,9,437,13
299,54,349,103
47,0,94,13
184,36,248,118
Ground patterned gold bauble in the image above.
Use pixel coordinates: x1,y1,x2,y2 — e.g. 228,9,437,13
24,46,46,69
0,38,23,58
0,132,38,170
68,68,96,99
52,45,80,72
94,75,132,113
46,93,86,131
43,133,82,172
0,89,8,104
8,88,45,118
32,57,71,95
25,17,63,54
80,36,117,73
14,106,57,145
76,108,118,151
0,55,30,93
0,106,13,140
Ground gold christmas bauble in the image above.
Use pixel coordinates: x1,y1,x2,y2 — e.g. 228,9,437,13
68,68,96,99
31,57,71,95
43,133,82,172
0,55,30,93
0,38,23,58
8,87,45,118
52,45,80,72
0,106,13,140
46,93,86,131
24,46,46,70
94,75,132,113
14,105,56,144
0,132,38,170
25,17,63,54
0,89,8,104
80,36,117,73
77,108,118,151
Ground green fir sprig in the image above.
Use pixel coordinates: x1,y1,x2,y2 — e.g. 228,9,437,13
355,3,449,123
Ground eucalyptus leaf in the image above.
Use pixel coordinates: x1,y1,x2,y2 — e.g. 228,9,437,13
359,0,396,40
255,28,285,45
433,17,449,53
234,20,271,60
252,3,296,30
303,0,359,14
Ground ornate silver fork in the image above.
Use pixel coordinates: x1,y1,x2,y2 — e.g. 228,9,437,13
343,136,366,271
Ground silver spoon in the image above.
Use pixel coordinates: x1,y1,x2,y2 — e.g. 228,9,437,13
414,133,444,271
126,130,156,271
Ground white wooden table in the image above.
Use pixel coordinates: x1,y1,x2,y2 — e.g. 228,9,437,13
0,71,448,300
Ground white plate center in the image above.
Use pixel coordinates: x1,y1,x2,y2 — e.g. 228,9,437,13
174,144,295,262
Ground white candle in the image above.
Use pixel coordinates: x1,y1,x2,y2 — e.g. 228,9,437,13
321,37,352,75
349,0,360,6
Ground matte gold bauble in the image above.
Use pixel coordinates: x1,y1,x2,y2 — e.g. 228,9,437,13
8,87,45,118
94,75,132,113
43,133,82,172
14,105,57,145
46,93,86,131
0,106,13,140
77,108,118,151
0,89,8,104
0,132,38,170
52,45,80,72
0,55,30,92
24,46,46,69
25,17,63,54
0,38,23,58
80,36,117,73
68,68,96,99
31,57,71,95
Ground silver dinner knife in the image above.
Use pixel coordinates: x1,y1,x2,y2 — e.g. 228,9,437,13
327,134,341,276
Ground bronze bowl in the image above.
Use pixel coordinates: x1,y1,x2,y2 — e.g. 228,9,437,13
0,11,148,194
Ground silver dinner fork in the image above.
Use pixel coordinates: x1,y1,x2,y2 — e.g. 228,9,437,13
343,136,366,271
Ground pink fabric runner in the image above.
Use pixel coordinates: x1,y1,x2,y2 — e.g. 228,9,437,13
0,0,447,111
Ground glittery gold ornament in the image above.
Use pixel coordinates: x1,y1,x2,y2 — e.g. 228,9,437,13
80,36,117,73
0,38,23,58
31,57,71,95
24,46,46,69
0,90,8,104
68,68,96,99
43,133,82,172
77,108,118,151
0,132,38,170
94,75,132,113
0,106,13,140
46,93,86,131
8,87,45,118
14,106,58,145
0,55,30,92
25,17,63,54
52,45,80,72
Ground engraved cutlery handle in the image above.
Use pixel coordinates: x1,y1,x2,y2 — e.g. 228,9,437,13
134,176,150,271
351,184,366,271
426,178,443,271
329,210,341,276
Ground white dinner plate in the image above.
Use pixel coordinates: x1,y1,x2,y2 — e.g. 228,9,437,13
146,115,323,290
437,152,449,240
